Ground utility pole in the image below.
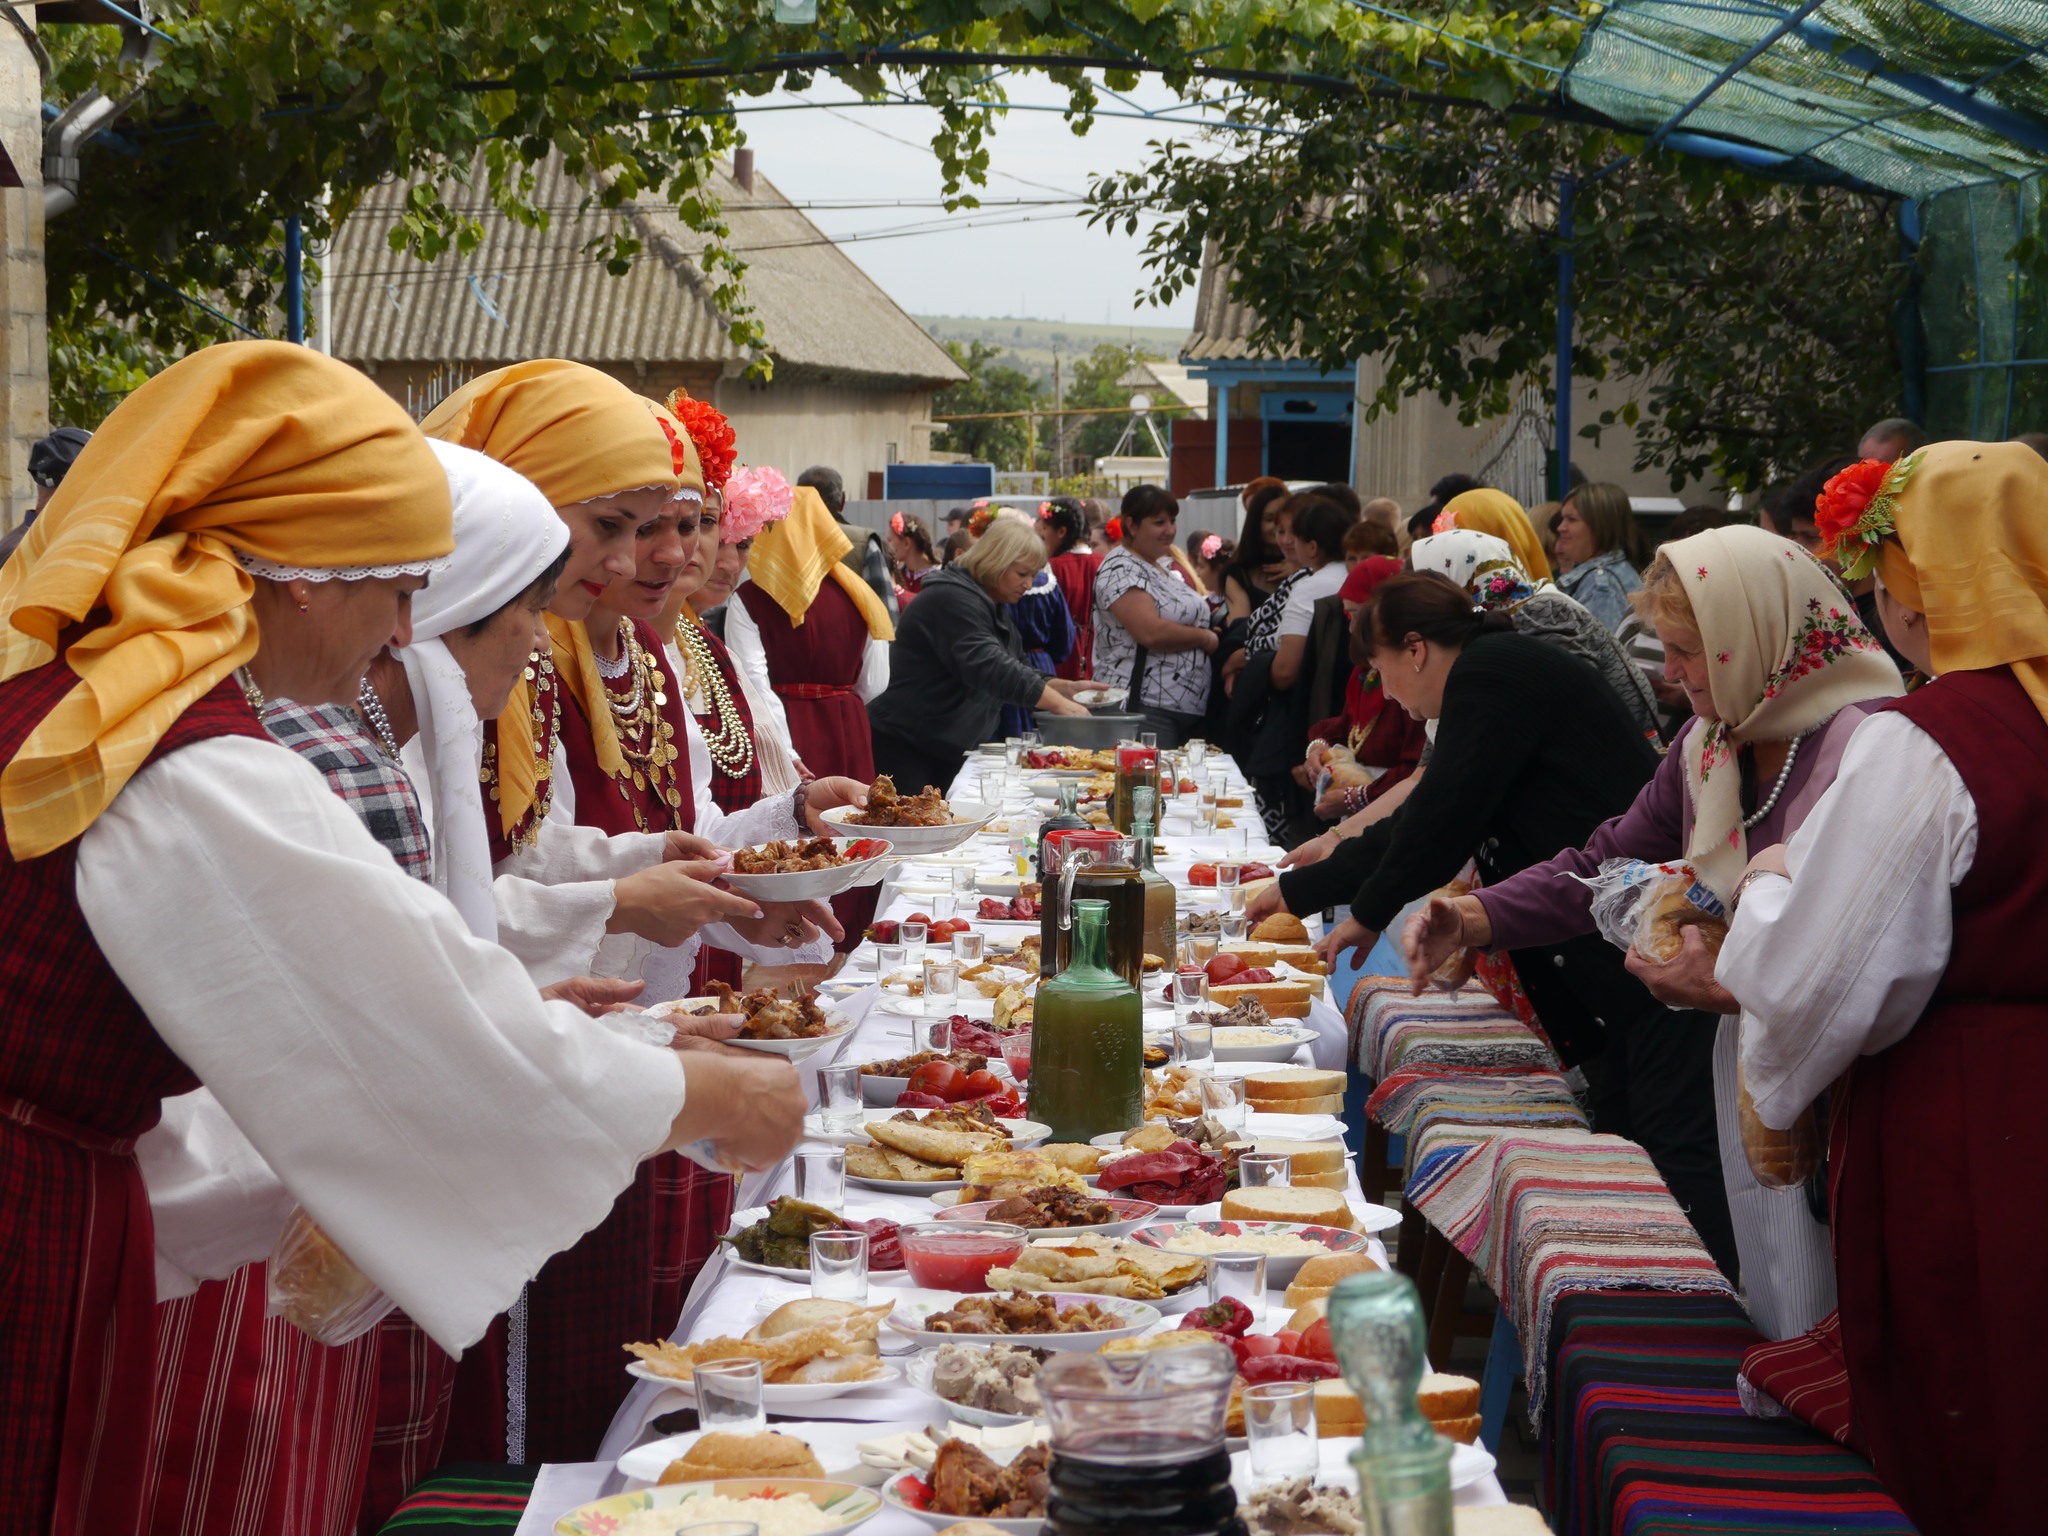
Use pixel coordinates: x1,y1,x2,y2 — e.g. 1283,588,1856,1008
1051,353,1065,484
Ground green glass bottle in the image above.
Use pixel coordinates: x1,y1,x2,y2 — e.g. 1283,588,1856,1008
1029,898,1144,1143
1329,1269,1453,1536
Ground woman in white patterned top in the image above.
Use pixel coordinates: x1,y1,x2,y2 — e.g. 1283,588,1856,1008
1092,485,1218,745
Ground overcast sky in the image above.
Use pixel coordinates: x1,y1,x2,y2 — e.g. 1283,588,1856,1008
728,72,1215,329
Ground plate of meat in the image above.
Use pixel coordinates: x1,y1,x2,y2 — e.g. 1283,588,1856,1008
885,1289,1160,1352
651,986,856,1062
884,1436,1050,1534
718,836,896,900
937,1190,1160,1239
821,777,1000,856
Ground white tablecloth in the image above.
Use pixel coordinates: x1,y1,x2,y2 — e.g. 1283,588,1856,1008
542,747,1506,1527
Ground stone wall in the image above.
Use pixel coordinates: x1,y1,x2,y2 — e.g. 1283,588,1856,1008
0,19,47,530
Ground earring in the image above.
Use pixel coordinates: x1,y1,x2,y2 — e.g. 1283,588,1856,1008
298,600,308,614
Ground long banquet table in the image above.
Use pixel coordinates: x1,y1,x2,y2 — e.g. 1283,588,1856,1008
507,747,1512,1532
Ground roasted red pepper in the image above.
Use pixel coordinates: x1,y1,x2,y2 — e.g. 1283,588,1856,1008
1180,1296,1255,1338
1238,1354,1341,1385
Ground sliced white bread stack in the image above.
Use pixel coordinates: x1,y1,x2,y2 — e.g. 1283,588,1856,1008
1218,942,1331,976
1454,1506,1548,1534
1250,1135,1348,1191
1244,1066,1345,1116
1298,1372,1482,1443
1207,979,1316,1018
1218,1183,1357,1232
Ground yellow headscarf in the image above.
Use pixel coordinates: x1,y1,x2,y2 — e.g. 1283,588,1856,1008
1876,439,2048,726
746,485,894,641
1436,489,1556,585
0,341,450,859
421,363,684,839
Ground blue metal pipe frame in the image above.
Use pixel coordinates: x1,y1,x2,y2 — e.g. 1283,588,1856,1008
1555,174,1575,502
284,216,304,344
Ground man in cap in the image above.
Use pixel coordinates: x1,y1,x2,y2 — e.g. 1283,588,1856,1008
1,427,93,563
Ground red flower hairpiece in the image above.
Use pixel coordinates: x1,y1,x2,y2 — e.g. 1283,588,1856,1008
1106,516,1125,542
1038,501,1055,521
663,388,737,492
1813,454,1914,580
889,512,906,536
1201,534,1224,561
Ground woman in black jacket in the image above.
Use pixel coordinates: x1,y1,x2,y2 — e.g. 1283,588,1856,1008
1248,571,1734,1275
868,517,1090,794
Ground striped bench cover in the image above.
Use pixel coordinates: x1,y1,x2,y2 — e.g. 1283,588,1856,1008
1365,1064,1588,1144
1348,976,1560,1081
377,1463,538,1532
1544,1291,1916,1535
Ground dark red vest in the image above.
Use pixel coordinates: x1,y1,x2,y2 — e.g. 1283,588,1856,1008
735,577,875,781
1832,667,2048,1535
556,618,697,838
691,621,763,817
0,658,268,1140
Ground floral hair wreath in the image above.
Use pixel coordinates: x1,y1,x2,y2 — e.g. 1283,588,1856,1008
1106,516,1125,543
662,388,737,492
1815,451,1918,581
1038,501,1055,521
889,511,907,537
968,504,998,538
721,465,793,543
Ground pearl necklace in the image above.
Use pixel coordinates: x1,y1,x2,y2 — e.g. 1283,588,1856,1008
356,678,401,760
674,620,755,780
1741,714,1834,830
600,621,682,828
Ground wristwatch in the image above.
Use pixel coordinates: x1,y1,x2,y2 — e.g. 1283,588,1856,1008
1730,866,1787,914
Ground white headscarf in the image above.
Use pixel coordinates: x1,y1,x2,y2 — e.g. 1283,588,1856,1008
1410,530,1534,607
401,441,568,940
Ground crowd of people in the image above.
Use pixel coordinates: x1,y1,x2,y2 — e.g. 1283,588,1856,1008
0,341,2037,1536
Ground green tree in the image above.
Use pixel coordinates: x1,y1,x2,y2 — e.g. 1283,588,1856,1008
36,0,1573,421
932,340,1043,470
1091,97,1908,493
1051,342,1186,469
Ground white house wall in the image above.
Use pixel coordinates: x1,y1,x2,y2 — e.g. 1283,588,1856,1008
715,377,938,489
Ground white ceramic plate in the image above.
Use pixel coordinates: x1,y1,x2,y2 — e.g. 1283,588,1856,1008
881,1475,1042,1534
885,1290,1160,1352
555,1480,884,1536
625,1359,902,1405
1128,1220,1373,1289
1209,1025,1320,1064
648,998,858,1063
616,1419,909,1487
805,1111,1050,1149
846,1171,967,1194
718,837,898,901
720,1204,904,1281
937,1197,1160,1240
1225,1437,1495,1497
820,804,1000,856
902,1347,1042,1428
1177,1200,1404,1237
874,992,998,1022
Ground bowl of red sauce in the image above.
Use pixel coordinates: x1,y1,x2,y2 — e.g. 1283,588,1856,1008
896,1221,1031,1291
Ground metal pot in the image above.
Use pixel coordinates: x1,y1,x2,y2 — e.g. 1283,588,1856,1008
1032,710,1145,749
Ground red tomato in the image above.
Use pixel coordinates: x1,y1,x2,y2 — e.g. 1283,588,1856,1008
1236,1333,1283,1361
1299,1317,1335,1363
960,1069,1004,1100
1271,1329,1303,1356
907,1061,966,1099
1205,953,1248,985
1188,864,1218,887
905,912,933,927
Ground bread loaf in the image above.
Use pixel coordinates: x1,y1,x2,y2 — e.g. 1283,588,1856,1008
1283,1251,1383,1307
1634,884,1729,964
1248,1091,1345,1116
1313,1378,1364,1437
1736,1056,1817,1189
1220,1185,1355,1230
1250,912,1310,944
1206,980,1314,1018
1417,1371,1480,1420
1244,1067,1345,1101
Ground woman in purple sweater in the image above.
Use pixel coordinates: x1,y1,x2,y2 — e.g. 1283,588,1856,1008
1402,524,1902,1338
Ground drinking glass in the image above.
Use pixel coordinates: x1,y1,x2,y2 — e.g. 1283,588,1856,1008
1225,824,1249,857
817,1063,863,1136
1207,771,1229,803
694,1358,766,1435
1020,728,1040,752
1001,1029,1033,1082
809,1229,870,1303
1200,1073,1247,1132
795,1147,846,1211
1228,884,1248,916
1183,933,1219,970
951,929,986,964
1196,793,1219,834
1174,1018,1215,1072
874,940,906,980
931,892,958,922
923,958,961,1022
1243,1380,1319,1487
913,1010,954,1056
1004,737,1025,768
1207,1249,1267,1321
1007,836,1030,877
1219,912,1249,944
1186,738,1209,773
951,864,977,895
1237,1152,1293,1190
901,920,929,971
1215,862,1242,897
1139,731,1159,749
1172,970,1207,1029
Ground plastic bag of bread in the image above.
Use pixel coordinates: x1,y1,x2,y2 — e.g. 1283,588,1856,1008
1735,1029,1818,1189
265,1207,397,1346
1573,858,1728,966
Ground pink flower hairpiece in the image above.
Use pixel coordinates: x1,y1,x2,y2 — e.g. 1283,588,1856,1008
1200,534,1224,560
721,465,793,543
890,512,907,536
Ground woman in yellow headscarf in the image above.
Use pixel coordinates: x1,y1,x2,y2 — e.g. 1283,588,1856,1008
0,342,746,1536
1717,441,2048,1536
1432,487,1557,587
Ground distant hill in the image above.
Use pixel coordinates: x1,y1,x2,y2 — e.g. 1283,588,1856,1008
916,314,1189,387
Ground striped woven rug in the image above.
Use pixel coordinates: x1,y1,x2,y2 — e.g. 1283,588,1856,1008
1348,977,1561,1080
1544,1291,1916,1535
1475,1133,1735,1426
1365,1064,1588,1143
1407,1124,1598,1259
377,1463,538,1532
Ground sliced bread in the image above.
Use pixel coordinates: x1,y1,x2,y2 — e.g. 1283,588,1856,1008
1206,980,1314,1019
1418,1371,1481,1420
1248,1091,1346,1117
1244,1067,1345,1101
1220,1185,1355,1230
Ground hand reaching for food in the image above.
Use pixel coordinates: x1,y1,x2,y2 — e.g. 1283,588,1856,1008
802,775,870,833
662,830,722,862
540,975,648,1016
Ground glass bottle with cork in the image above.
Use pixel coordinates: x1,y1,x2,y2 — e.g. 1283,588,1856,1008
1028,897,1144,1144
1129,787,1177,978
1038,828,1146,988
1329,1269,1453,1536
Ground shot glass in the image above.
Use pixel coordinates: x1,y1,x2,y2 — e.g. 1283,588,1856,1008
873,940,905,977
913,1010,954,1056
923,959,961,1021
1219,912,1249,945
1001,1029,1033,1082
931,892,958,922
693,1358,766,1436
1007,836,1031,877
795,1147,846,1212
1196,794,1219,834
1243,1380,1319,1488
1183,933,1219,970
1186,739,1209,773
951,929,986,964
1237,1152,1294,1191
1200,1072,1247,1132
1207,1248,1267,1321
901,920,929,970
951,864,977,896
1174,1018,1215,1072
1215,862,1243,898
1228,884,1248,916
1020,728,1040,752
809,1229,871,1303
817,1062,863,1136
1225,824,1249,856
1172,969,1207,1028
1139,731,1159,750
1004,737,1025,768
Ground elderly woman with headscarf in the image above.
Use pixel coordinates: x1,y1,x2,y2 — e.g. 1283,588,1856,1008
1403,524,1903,1343
1430,486,1555,586
1709,443,2048,1535
0,344,804,1535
